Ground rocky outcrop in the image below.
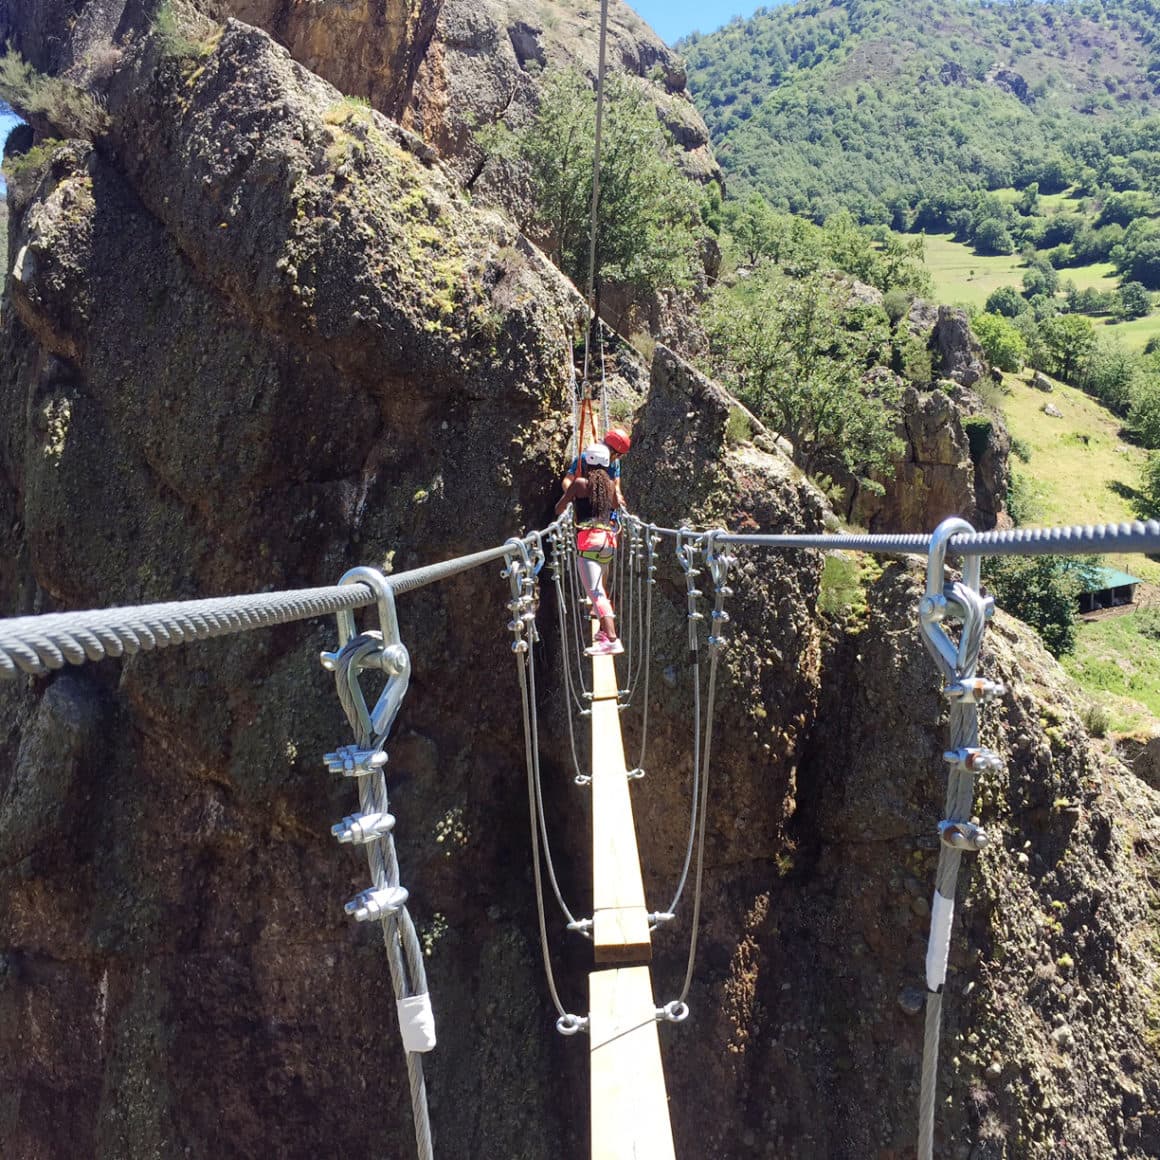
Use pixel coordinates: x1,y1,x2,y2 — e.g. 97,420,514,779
931,305,987,388
214,0,719,192
848,384,1010,533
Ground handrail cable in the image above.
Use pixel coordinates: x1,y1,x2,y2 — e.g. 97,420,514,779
0,538,535,680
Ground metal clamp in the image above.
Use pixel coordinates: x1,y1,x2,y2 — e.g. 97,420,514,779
344,884,409,922
938,820,989,851
944,747,1003,774
323,745,388,778
945,678,1006,704
332,811,396,844
656,1000,689,1023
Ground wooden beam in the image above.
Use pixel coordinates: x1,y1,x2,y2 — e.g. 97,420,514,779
589,966,676,1160
591,696,651,964
591,651,621,701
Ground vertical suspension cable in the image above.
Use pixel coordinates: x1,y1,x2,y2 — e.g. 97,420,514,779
581,0,610,386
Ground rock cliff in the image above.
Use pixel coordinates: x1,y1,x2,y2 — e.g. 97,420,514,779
0,7,1157,1160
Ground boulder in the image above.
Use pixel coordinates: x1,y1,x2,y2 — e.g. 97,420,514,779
1032,371,1055,392
1044,402,1064,418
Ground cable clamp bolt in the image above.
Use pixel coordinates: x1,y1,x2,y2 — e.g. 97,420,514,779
332,811,396,844
344,884,409,922
944,678,1006,704
323,745,388,778
711,609,731,622
510,639,529,654
626,767,646,780
943,747,1003,774
555,1013,589,1037
566,918,594,934
648,911,675,928
574,773,592,786
656,1001,689,1023
938,820,989,852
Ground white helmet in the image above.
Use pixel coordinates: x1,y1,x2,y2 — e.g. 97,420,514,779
582,442,611,468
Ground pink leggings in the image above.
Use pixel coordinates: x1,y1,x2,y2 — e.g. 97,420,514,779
576,527,616,621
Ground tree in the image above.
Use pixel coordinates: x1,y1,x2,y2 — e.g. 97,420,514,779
985,285,1028,317
1039,313,1096,382
972,312,1026,372
1142,451,1160,517
704,268,901,486
727,192,787,265
1118,281,1151,320
1129,377,1160,449
504,68,706,316
982,555,1092,657
974,218,1015,256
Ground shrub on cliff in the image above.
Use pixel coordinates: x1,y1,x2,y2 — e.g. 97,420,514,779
490,67,706,317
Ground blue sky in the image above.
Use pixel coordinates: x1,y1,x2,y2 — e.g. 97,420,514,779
628,1,768,46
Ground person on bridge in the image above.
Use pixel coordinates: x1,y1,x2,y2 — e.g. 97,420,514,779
561,424,631,513
555,442,624,656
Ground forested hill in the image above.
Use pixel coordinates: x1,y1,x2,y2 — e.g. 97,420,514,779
681,0,1160,222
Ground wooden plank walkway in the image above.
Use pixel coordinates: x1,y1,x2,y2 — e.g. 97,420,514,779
590,652,651,964
589,966,676,1160
586,643,675,1158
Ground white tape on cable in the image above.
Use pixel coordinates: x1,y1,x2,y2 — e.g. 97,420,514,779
925,890,955,992
397,992,437,1053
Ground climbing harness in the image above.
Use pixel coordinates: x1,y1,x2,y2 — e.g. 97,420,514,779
320,566,435,1160
915,518,1005,1160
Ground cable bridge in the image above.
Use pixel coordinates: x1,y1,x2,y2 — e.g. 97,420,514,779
2,517,1159,1160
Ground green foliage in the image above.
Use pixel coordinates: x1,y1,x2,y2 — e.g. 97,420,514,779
982,555,1096,657
704,266,902,485
972,311,1026,372
499,68,705,310
722,195,930,294
724,405,753,447
975,218,1015,256
1119,280,1152,319
1129,378,1160,448
985,285,1028,317
1039,313,1097,382
1142,451,1160,515
882,288,911,325
817,552,881,623
1006,468,1042,525
1078,335,1138,412
0,49,107,139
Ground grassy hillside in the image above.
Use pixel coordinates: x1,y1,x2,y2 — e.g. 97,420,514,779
682,0,1160,221
997,370,1160,733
